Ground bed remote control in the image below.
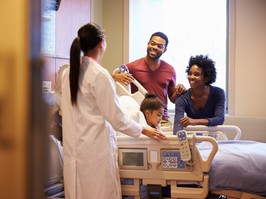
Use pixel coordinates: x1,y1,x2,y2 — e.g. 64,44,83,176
177,130,191,161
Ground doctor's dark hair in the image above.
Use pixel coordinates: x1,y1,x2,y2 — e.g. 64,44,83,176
186,54,217,85
149,32,169,48
140,93,164,114
69,22,105,105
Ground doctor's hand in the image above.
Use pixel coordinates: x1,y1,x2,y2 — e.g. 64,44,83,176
142,127,167,142
112,73,134,86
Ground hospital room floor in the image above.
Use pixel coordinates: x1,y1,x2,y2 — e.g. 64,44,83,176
47,194,227,199
206,193,228,199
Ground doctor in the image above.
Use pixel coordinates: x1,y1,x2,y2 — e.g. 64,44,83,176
61,22,166,199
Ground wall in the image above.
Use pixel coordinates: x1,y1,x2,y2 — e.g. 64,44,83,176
91,0,102,24
224,116,266,142
0,1,29,198
102,0,124,71
101,0,266,118
232,0,266,116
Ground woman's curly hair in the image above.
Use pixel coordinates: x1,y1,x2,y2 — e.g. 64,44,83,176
186,54,217,85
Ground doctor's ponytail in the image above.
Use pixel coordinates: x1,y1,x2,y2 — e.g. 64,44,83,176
70,37,81,105
69,23,105,105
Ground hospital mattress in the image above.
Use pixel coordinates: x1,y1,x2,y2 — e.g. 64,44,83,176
198,140,266,196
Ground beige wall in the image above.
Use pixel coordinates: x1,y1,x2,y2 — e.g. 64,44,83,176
232,0,266,116
0,1,29,199
91,0,102,25
102,0,124,71
99,0,266,117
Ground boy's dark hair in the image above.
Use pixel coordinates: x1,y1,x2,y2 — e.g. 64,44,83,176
140,93,164,113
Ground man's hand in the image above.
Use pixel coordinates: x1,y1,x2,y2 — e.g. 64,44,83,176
175,84,187,96
170,84,187,102
112,73,135,86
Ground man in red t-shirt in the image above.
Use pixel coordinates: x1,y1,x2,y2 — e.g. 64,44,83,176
113,32,186,124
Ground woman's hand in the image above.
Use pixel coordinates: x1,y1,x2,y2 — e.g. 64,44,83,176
179,116,193,127
179,117,209,127
142,127,167,141
112,73,134,86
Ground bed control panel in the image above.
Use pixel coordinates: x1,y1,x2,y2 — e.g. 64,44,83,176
177,130,192,161
161,150,187,170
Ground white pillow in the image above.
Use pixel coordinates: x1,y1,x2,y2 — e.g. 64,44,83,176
118,95,147,126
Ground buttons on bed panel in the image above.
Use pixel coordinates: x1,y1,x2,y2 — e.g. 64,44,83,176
161,150,191,171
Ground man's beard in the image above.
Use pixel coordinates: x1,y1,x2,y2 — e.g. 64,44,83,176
146,48,162,60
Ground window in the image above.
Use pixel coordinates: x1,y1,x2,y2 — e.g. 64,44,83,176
128,0,227,111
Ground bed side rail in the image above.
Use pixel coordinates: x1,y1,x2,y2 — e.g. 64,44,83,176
195,135,218,172
185,125,242,140
113,67,147,105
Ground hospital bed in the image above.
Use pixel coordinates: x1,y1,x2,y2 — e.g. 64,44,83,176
114,67,266,199
44,135,64,198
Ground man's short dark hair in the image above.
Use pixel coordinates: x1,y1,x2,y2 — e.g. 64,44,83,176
149,32,169,48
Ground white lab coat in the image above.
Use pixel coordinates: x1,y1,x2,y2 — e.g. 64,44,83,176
61,57,142,199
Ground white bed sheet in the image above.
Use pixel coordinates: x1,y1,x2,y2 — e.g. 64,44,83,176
198,140,266,195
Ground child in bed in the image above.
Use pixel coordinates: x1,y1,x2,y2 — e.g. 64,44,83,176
140,94,171,199
140,92,164,131
121,93,171,198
